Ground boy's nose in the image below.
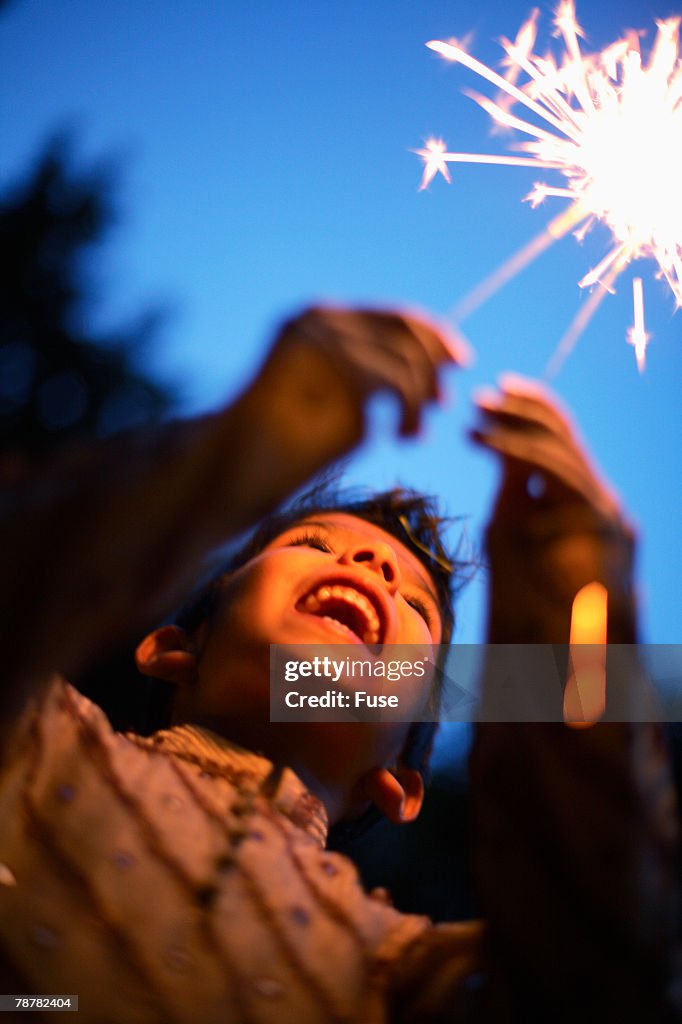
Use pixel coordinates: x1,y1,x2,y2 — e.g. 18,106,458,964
339,542,401,593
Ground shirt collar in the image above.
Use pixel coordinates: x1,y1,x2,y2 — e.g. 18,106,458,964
144,722,329,847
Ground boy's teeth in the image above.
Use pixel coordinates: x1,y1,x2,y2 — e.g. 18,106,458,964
300,583,382,642
322,615,357,640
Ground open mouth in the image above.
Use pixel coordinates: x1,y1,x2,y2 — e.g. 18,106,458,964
296,583,383,645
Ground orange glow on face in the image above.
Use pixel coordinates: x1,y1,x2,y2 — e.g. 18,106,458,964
564,581,608,727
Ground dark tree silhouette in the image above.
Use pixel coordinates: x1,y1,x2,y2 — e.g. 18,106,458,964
0,137,176,476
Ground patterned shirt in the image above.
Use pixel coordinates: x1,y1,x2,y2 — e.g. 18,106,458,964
0,680,481,1024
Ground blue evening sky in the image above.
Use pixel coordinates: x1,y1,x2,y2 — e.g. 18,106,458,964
2,0,680,645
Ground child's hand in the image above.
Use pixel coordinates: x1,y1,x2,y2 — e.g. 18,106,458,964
251,305,470,440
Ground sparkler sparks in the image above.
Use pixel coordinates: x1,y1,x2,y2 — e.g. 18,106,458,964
418,2,682,372
628,277,649,372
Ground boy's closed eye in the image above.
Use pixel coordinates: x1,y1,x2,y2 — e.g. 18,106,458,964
403,594,433,627
287,529,333,553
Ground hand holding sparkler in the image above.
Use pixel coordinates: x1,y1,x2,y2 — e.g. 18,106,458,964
470,375,636,643
250,306,469,456
471,373,620,520
0,303,467,714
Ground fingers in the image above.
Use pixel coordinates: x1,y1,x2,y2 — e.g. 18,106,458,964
470,425,598,503
396,310,473,370
358,313,444,434
470,375,620,518
283,305,470,437
328,306,470,373
474,374,575,441
471,375,578,453
363,310,464,435
295,305,471,374
358,312,442,400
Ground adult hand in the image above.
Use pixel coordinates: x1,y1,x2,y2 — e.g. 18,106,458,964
469,374,636,643
250,305,470,445
470,372,622,525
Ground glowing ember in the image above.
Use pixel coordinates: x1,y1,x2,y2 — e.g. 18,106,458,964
564,581,608,726
417,2,682,372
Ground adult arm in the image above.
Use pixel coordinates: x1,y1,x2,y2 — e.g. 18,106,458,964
469,376,680,1020
0,306,465,745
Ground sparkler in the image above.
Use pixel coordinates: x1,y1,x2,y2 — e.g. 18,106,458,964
417,2,682,372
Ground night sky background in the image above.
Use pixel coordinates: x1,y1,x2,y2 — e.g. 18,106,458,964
2,0,681,920
2,1,679,643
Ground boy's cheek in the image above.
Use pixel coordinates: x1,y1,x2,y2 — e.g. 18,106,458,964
213,564,291,643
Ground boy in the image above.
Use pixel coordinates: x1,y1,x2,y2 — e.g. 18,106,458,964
0,307,678,1020
135,485,459,830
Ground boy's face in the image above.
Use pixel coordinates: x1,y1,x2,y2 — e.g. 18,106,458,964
236,511,442,643
176,512,443,818
196,510,441,682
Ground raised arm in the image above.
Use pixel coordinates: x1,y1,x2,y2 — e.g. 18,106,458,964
0,306,465,742
469,375,680,1020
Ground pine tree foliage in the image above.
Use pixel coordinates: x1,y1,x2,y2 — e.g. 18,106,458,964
0,138,175,470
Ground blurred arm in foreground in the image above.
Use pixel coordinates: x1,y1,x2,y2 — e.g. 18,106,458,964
0,306,464,746
469,375,680,1021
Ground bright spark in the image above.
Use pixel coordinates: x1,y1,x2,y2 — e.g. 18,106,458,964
418,2,682,371
628,277,650,372
415,139,452,189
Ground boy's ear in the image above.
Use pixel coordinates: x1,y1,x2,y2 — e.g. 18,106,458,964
135,626,198,686
362,766,424,825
